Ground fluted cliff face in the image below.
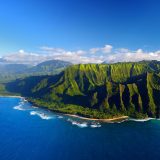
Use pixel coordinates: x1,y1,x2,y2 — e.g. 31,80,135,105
5,61,160,118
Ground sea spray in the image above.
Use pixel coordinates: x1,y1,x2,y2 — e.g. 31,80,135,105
30,111,54,120
129,118,155,122
13,105,26,111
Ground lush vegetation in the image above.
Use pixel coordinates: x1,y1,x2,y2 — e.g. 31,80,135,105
3,60,160,119
29,98,124,119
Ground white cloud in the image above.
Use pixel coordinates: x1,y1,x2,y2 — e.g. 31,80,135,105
2,44,160,65
104,48,160,63
89,44,113,54
3,50,46,65
40,47,100,64
90,48,100,54
19,49,25,54
102,45,113,53
115,48,129,53
40,46,65,54
76,50,86,55
55,54,103,64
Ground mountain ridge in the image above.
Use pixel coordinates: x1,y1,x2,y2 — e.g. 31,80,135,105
3,60,160,119
0,59,72,82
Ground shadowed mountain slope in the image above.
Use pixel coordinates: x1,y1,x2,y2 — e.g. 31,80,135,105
4,60,160,119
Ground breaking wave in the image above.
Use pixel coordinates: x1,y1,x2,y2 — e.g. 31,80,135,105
67,118,88,128
67,118,102,128
13,105,26,111
90,123,101,128
57,116,63,119
129,118,155,122
30,111,54,120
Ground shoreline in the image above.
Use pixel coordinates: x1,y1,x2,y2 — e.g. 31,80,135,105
65,114,129,122
0,95,154,122
0,95,22,98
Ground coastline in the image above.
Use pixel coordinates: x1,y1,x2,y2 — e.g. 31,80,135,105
0,95,151,122
65,114,129,122
0,95,22,98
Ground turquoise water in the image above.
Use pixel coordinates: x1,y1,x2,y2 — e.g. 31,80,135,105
0,97,160,160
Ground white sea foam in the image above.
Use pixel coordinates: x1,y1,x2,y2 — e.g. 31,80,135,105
30,111,37,115
90,123,101,128
19,101,24,105
57,116,63,119
30,111,53,120
116,119,128,123
23,99,27,102
13,105,26,111
129,118,155,122
32,106,38,109
74,122,88,128
67,119,88,128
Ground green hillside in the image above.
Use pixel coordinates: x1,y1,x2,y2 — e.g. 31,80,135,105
0,60,72,82
4,60,160,119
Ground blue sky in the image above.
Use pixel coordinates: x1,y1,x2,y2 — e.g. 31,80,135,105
1,0,160,63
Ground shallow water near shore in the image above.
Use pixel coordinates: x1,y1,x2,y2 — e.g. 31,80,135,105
0,97,160,160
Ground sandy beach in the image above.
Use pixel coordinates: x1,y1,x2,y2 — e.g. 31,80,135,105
0,95,24,98
65,114,129,122
0,95,22,98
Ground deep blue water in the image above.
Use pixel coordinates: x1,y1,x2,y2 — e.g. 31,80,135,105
0,97,160,160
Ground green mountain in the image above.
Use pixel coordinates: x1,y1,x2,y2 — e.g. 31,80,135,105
0,63,30,74
3,60,160,119
0,64,31,82
26,60,72,75
0,60,72,82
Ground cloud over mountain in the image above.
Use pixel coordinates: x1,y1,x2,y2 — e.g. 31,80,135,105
2,44,160,65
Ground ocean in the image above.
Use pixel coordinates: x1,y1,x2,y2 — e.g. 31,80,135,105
0,97,160,160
